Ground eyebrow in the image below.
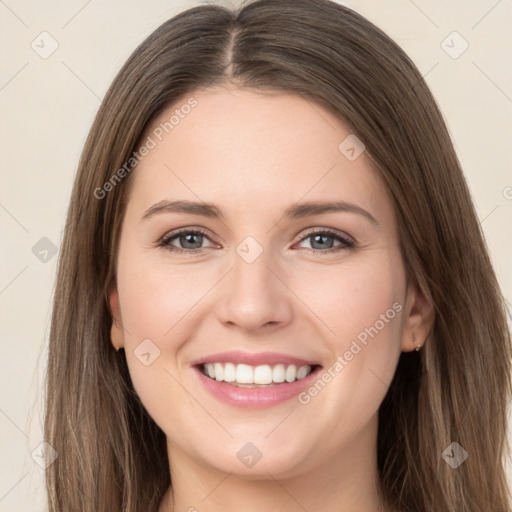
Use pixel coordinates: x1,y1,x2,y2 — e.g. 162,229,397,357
141,199,379,227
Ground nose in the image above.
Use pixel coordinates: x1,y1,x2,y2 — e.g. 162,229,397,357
215,246,293,333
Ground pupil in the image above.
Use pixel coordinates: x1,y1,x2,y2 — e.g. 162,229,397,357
312,234,333,249
182,233,202,248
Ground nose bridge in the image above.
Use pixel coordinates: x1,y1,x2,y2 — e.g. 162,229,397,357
233,238,274,293
216,237,292,331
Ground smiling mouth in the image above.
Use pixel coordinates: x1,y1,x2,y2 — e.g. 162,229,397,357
198,362,322,388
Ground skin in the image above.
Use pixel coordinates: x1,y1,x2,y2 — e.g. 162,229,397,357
108,83,434,512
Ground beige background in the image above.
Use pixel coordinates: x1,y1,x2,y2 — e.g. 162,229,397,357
0,0,511,510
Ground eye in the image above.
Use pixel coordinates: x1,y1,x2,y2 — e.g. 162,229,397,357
159,228,217,253
294,228,355,254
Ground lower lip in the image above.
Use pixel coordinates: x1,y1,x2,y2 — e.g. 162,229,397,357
193,365,323,409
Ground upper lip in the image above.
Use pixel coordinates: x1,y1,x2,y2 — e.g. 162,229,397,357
191,350,322,367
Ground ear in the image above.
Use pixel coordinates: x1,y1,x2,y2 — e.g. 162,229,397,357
401,276,435,352
107,281,125,351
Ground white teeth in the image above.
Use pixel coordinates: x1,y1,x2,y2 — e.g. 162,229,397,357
285,364,297,382
253,364,273,384
272,364,286,383
236,364,253,384
296,365,309,380
214,362,224,381
223,362,236,382
202,362,313,385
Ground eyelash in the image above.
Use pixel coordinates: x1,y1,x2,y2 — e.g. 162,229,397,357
158,227,356,255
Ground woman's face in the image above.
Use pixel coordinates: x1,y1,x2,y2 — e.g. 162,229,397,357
109,84,427,479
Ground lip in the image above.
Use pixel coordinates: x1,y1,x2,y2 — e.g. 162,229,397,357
190,350,320,367
192,362,323,409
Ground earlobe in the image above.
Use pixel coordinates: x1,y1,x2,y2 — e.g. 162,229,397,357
110,322,124,352
401,277,435,352
107,282,125,351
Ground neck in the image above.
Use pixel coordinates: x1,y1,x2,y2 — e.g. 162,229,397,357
158,414,391,512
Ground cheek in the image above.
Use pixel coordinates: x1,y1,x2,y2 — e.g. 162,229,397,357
118,256,205,342
290,255,405,419
289,260,404,443
292,257,404,353
117,258,203,432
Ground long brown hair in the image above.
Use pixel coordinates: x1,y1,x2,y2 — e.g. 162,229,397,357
43,0,512,510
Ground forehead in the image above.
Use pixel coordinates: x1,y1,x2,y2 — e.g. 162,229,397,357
126,85,393,225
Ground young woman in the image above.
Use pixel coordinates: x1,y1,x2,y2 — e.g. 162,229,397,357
43,0,512,511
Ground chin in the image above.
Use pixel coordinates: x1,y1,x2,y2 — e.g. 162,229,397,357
188,435,313,479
